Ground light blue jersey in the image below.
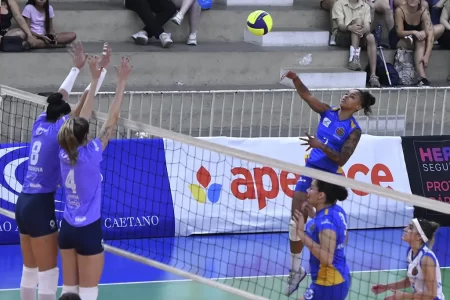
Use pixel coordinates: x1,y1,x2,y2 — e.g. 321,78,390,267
22,113,69,194
59,138,103,227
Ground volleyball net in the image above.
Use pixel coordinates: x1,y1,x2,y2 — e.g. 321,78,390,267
1,86,450,300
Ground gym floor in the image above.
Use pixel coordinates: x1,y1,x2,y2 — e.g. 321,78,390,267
0,227,449,300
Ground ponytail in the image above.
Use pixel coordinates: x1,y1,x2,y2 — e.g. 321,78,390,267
58,118,79,165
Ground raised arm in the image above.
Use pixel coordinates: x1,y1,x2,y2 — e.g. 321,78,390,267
282,71,330,114
98,57,133,151
72,43,112,117
7,0,38,47
79,56,102,120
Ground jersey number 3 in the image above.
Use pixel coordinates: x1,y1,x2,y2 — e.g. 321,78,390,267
65,169,77,194
29,141,42,165
338,212,348,236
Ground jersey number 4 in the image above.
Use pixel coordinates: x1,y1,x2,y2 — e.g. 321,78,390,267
65,169,77,194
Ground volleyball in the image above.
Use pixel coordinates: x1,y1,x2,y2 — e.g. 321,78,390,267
246,10,273,36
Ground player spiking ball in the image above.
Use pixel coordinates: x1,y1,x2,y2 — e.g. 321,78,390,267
281,71,376,297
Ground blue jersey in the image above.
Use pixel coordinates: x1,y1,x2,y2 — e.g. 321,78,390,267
307,107,360,173
22,113,70,194
59,138,103,227
305,204,350,286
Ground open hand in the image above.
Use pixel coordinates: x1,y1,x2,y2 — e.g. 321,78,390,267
88,56,103,79
98,42,112,69
300,133,323,151
371,284,388,295
115,57,133,82
69,41,88,69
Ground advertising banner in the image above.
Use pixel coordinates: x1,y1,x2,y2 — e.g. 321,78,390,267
0,139,175,245
401,136,450,226
164,135,413,236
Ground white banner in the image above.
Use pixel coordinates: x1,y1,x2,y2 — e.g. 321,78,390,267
164,135,413,236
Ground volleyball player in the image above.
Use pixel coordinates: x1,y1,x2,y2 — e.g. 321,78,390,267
57,56,132,300
282,70,376,296
14,41,110,300
291,179,350,300
372,219,444,300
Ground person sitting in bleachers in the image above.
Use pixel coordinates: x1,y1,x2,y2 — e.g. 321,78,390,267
20,0,76,48
171,0,202,45
0,0,38,49
389,0,444,85
332,0,381,87
438,0,450,48
126,0,176,48
321,0,394,46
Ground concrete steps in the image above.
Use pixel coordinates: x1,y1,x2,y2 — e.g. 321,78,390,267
244,28,330,47
280,68,367,89
12,2,329,43
1,42,449,90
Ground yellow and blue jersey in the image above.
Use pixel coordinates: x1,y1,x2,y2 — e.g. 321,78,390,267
308,107,361,174
303,204,350,300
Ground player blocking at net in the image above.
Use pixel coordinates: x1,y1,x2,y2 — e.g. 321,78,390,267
292,179,350,300
57,56,133,300
372,218,444,300
281,71,376,297
14,41,111,300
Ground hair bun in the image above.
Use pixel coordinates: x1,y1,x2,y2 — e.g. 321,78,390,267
335,186,349,201
369,94,376,106
47,92,64,105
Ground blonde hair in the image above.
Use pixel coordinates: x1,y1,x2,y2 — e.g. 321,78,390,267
58,118,80,165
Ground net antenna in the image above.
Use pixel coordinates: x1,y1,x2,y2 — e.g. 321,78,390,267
2,84,450,300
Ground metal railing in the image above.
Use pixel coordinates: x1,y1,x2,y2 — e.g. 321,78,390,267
1,85,450,144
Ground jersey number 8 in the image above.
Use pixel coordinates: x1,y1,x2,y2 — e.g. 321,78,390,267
29,141,42,165
65,169,77,194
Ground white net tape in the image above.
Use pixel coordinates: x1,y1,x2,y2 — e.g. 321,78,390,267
1,85,450,300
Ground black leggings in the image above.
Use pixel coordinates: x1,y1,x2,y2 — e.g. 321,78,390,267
125,0,176,38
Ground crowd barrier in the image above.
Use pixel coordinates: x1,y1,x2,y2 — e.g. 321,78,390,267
1,135,448,245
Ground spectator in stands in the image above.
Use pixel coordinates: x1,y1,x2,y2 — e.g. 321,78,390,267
321,0,394,45
438,0,450,48
0,0,38,48
59,293,81,300
21,0,76,48
125,0,176,48
389,0,444,85
171,0,201,45
332,0,381,87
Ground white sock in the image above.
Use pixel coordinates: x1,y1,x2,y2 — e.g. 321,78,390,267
79,287,98,300
37,293,56,300
355,47,361,58
20,266,38,300
37,268,59,300
291,252,302,272
349,46,355,62
61,285,79,296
